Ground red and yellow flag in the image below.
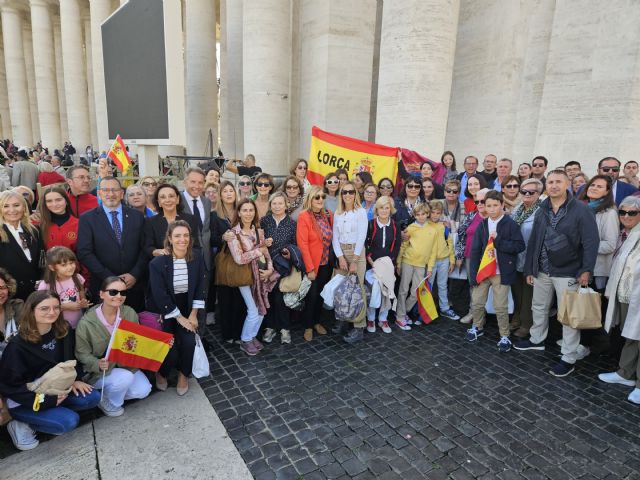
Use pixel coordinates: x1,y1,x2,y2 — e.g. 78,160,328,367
476,238,497,284
416,277,438,325
107,134,132,174
308,126,399,186
106,319,173,372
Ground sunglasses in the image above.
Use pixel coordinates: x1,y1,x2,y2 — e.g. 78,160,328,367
256,182,271,188
504,184,519,189
406,184,421,190
325,179,340,185
238,181,252,187
341,190,356,196
619,210,639,217
445,189,459,194
380,184,393,189
296,165,307,170
601,167,620,173
104,289,128,297
520,189,538,196
313,194,326,200
532,163,545,168
286,184,299,190
474,199,486,205
142,182,157,187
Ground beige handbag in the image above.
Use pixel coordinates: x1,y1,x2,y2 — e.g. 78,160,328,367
279,267,302,293
557,287,602,329
27,360,77,397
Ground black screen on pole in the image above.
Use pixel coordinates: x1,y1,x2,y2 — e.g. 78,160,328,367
102,0,169,140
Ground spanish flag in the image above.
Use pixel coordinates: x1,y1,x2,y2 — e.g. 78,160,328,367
106,319,173,372
107,134,132,175
416,277,438,324
308,126,399,186
476,238,497,284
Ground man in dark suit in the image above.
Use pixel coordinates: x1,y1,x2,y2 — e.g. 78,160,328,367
77,176,147,311
597,156,638,205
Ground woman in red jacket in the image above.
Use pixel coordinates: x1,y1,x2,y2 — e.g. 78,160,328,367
296,185,333,342
36,186,79,252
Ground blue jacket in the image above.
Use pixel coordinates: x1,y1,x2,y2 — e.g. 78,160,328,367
470,216,525,286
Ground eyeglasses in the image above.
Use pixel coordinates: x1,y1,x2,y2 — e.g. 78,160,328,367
601,167,620,173
379,184,393,189
313,194,326,200
474,199,486,205
341,190,356,196
72,175,90,181
325,179,340,185
619,210,639,217
285,184,299,190
532,163,545,168
100,188,121,194
104,289,128,297
364,190,377,195
296,165,307,170
445,189,459,194
238,181,252,187
256,182,271,188
142,182,157,187
0,285,8,291
520,189,538,196
406,184,421,190
504,184,520,189
37,305,61,313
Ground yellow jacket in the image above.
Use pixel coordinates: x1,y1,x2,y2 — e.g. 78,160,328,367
430,221,455,263
398,221,438,270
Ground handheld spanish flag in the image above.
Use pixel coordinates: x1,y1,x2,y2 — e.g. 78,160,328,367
416,277,439,325
105,319,173,372
308,126,399,186
476,238,497,284
107,134,132,175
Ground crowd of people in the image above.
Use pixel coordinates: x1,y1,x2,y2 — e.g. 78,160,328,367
0,146,640,453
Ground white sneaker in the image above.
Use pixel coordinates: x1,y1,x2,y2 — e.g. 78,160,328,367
99,397,124,417
460,313,473,324
205,312,216,326
280,329,291,344
379,320,392,334
628,388,640,405
576,345,590,361
263,328,276,343
598,372,636,387
366,320,376,333
7,420,39,451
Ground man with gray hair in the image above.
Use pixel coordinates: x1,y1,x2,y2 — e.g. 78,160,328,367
493,158,513,191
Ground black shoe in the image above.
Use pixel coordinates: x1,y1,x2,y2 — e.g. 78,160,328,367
343,328,364,344
331,321,348,335
549,360,575,377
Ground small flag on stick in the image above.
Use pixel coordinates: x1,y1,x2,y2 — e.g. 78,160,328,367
105,319,173,372
416,277,439,325
107,134,132,174
476,238,497,284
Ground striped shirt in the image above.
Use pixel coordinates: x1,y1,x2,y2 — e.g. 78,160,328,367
173,258,189,294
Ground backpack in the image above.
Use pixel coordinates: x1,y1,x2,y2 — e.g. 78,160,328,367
334,274,366,322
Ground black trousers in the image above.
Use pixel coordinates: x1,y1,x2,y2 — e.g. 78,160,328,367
302,264,332,329
218,286,246,341
159,293,196,377
265,283,291,331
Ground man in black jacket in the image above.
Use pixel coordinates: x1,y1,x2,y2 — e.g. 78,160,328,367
514,170,599,377
77,177,147,311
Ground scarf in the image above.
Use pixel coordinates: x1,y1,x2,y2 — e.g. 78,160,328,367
588,199,605,211
286,196,303,215
404,197,422,217
512,199,542,226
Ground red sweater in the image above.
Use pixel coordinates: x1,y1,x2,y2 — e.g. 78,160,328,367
296,210,333,274
44,216,79,251
67,192,98,217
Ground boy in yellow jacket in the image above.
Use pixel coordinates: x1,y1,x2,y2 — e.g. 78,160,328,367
428,200,460,320
396,203,438,329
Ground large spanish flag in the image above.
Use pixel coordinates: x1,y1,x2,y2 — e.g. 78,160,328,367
107,134,132,175
308,127,399,185
106,319,173,372
416,277,439,325
476,238,497,284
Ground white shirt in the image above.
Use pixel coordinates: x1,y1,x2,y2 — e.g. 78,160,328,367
376,218,392,249
183,192,205,223
173,258,189,294
332,208,368,257
488,215,503,275
6,224,31,261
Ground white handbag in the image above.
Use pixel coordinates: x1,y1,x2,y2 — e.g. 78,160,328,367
191,334,210,379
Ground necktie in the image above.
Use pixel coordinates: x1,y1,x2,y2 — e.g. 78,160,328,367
193,199,202,230
111,210,122,244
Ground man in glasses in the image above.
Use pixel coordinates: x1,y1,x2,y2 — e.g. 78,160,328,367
515,170,599,377
77,177,147,311
596,157,638,206
65,165,98,216
563,161,582,181
530,156,548,190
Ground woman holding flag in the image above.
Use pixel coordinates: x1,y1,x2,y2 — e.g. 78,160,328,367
75,277,151,417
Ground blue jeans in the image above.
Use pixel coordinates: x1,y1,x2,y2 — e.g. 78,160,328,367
9,390,101,435
430,259,450,311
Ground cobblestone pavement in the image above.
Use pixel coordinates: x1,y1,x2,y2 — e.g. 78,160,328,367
200,318,640,480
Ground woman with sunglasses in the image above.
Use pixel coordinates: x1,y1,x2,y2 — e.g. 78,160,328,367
237,175,253,200
509,179,543,338
0,191,43,301
138,176,158,214
147,221,206,394
462,174,487,215
362,183,379,220
290,158,311,193
323,172,341,212
297,186,334,341
280,175,304,221
443,180,464,234
441,151,458,183
250,173,275,219
394,178,423,229
75,277,151,416
455,188,491,324
500,175,522,214
599,196,640,404
377,178,395,198
0,291,100,451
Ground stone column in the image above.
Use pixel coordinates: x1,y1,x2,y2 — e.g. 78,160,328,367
89,0,113,151
53,15,69,142
219,0,244,159
30,0,62,149
242,0,290,174
185,0,217,156
83,14,98,149
1,3,33,146
375,0,459,156
22,24,40,145
59,0,91,150
0,40,11,139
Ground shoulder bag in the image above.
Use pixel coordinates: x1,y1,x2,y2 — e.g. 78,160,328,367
214,234,254,287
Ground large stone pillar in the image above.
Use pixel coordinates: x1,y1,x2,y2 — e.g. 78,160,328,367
53,16,69,142
30,0,62,149
1,4,33,146
59,0,91,150
84,14,98,149
376,0,459,157
242,0,290,174
219,0,243,159
89,0,113,151
22,24,40,145
0,40,11,139
185,0,217,156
